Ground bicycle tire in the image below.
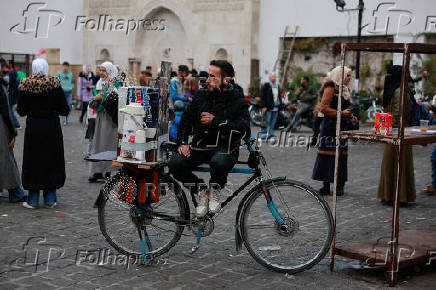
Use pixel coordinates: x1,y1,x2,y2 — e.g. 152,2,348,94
98,173,188,258
240,179,333,274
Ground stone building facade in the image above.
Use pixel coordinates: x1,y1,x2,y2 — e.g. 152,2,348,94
82,0,260,90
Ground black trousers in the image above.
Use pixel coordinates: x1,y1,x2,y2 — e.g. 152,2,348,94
311,116,323,145
80,101,89,122
168,148,238,190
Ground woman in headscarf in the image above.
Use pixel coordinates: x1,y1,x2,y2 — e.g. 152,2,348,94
312,66,356,196
0,58,25,202
77,64,95,123
88,61,120,182
17,58,70,208
378,65,416,205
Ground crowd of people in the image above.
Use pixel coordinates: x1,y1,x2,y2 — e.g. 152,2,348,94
0,54,435,212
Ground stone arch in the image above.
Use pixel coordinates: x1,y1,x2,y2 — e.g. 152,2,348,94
96,48,112,65
215,48,228,61
100,49,111,61
134,1,193,72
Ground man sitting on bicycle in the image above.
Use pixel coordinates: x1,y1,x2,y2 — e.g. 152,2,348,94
168,60,251,217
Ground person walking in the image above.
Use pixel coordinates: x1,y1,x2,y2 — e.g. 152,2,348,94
0,58,26,202
57,62,74,125
17,58,70,208
288,76,317,133
88,61,120,182
312,66,356,196
259,73,281,141
77,65,95,123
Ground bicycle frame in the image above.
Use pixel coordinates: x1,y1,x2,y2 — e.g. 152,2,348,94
96,140,289,261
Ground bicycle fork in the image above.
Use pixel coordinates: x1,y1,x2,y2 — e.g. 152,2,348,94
135,206,154,265
261,184,285,226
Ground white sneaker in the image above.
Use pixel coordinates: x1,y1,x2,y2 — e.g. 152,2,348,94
196,190,209,217
208,188,221,214
22,201,37,209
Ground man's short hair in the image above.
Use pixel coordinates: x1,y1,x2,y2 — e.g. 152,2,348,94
190,69,198,75
178,65,189,72
146,65,152,70
62,61,70,66
302,75,309,82
209,60,235,79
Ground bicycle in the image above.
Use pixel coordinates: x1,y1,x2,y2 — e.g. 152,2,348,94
95,139,334,274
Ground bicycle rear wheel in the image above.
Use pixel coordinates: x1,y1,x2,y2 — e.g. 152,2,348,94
98,172,188,258
240,179,333,274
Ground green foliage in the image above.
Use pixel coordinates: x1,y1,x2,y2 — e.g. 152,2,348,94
294,37,329,52
424,55,436,97
360,64,372,78
382,58,393,73
290,69,321,91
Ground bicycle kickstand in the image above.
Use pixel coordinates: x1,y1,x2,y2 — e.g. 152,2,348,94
191,227,204,254
137,225,154,265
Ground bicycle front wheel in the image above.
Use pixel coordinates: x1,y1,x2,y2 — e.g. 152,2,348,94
240,179,333,274
98,173,188,258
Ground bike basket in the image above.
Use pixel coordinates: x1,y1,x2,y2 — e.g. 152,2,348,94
102,172,138,205
116,173,138,204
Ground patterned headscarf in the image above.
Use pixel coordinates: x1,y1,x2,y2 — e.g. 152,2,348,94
100,61,117,79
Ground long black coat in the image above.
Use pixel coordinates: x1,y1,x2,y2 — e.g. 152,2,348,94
17,74,70,191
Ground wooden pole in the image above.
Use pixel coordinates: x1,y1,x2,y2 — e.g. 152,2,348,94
330,42,347,271
388,43,409,287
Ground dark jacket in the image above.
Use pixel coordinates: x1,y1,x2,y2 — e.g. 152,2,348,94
17,74,70,190
0,77,16,142
296,85,317,104
260,82,282,110
177,86,251,151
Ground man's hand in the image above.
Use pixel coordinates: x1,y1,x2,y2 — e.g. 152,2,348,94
178,145,192,157
187,97,193,102
261,107,267,113
8,138,15,149
201,112,215,125
342,109,352,117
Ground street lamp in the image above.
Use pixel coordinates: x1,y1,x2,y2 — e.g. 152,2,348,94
333,0,364,103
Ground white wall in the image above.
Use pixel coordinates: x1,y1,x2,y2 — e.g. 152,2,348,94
259,0,436,81
0,0,83,64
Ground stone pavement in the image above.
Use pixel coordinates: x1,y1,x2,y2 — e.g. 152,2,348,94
1,110,436,290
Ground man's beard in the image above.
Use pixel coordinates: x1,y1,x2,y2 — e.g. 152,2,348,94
207,83,221,92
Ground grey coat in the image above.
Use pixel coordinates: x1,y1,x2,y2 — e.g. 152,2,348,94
0,78,20,189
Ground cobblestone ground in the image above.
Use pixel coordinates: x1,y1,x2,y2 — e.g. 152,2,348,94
1,110,436,289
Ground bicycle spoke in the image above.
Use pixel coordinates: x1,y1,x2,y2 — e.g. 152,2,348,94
240,180,333,274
